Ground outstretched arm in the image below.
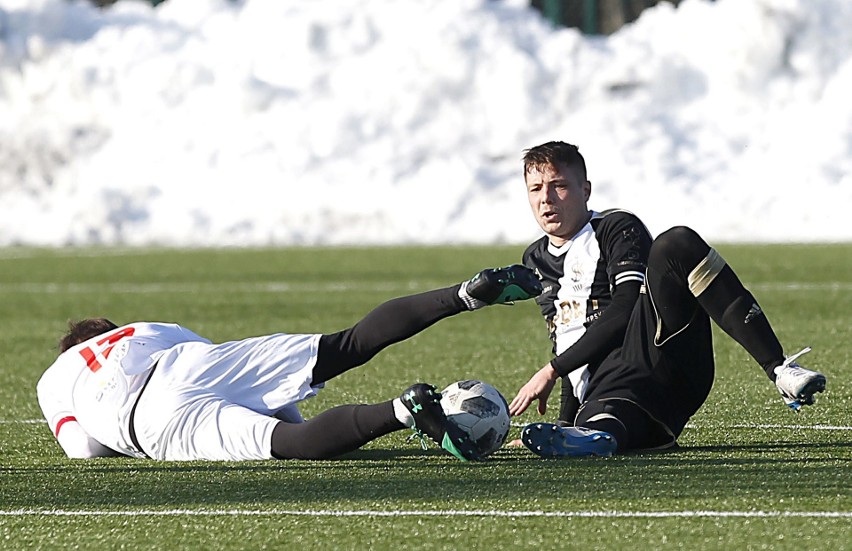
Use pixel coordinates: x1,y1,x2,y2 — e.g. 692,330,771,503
509,362,560,417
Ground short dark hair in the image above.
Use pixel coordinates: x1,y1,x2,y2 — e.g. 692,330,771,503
522,141,587,180
59,318,118,353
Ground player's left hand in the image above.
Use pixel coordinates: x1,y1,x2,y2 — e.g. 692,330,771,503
509,363,559,417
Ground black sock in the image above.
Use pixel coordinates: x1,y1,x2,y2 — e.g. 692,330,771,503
313,286,467,385
270,401,403,460
558,378,579,425
696,266,785,380
581,417,629,452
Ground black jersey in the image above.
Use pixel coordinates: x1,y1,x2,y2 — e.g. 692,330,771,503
522,209,652,384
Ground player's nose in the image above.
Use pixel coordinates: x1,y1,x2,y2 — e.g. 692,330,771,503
544,184,559,203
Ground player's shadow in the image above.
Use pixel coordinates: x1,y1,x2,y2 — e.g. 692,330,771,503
7,441,850,509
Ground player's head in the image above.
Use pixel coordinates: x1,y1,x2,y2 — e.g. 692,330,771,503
59,318,118,353
522,141,592,246
523,141,587,182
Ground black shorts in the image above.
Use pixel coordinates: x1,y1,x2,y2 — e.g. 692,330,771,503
581,227,719,441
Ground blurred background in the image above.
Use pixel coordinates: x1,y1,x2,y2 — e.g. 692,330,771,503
1,0,850,247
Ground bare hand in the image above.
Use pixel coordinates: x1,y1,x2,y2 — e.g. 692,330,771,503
509,363,559,417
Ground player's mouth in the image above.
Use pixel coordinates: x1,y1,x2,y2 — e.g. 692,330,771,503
540,210,559,222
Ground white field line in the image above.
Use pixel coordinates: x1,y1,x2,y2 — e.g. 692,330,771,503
750,282,852,292
0,281,430,294
0,248,195,259
509,421,852,430
8,419,852,431
0,281,850,294
0,508,850,519
710,424,852,430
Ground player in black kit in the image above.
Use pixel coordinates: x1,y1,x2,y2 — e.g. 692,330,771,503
508,141,827,457
522,207,652,425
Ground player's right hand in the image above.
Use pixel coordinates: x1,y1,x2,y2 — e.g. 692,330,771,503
509,363,559,417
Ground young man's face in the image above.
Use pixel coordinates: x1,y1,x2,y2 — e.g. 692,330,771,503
525,161,591,246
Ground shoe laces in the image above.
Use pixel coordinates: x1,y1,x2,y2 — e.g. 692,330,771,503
407,429,430,451
778,347,812,371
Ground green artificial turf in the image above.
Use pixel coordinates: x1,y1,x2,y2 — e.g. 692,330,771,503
1,244,850,550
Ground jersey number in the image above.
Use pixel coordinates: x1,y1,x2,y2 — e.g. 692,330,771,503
78,327,136,372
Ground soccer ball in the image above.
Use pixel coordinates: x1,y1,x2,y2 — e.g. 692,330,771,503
440,380,511,457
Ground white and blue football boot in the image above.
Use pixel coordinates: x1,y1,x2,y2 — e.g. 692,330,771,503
774,348,826,412
521,423,617,458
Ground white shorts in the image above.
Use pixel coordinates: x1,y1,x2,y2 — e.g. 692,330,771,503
134,333,322,461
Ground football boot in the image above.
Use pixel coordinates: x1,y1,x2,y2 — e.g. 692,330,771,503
459,265,543,310
521,423,617,458
400,383,480,462
774,347,826,412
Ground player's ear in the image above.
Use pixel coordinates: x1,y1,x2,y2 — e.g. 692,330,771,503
584,180,592,201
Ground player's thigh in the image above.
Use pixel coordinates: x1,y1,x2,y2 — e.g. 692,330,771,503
656,314,716,403
136,383,279,461
161,336,321,413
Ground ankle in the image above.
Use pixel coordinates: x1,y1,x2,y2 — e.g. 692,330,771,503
392,397,414,428
458,280,487,311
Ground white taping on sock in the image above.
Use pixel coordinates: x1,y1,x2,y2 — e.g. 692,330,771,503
392,398,415,428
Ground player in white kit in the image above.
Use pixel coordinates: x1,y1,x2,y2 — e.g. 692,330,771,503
37,266,543,462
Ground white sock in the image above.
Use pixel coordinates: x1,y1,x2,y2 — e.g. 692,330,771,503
458,280,487,311
392,398,415,428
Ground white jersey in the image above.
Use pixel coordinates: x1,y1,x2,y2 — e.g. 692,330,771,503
37,322,323,461
37,323,210,458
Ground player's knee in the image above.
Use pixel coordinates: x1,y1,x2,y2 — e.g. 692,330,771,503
649,226,709,270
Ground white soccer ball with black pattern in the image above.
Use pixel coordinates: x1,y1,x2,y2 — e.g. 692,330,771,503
440,380,511,457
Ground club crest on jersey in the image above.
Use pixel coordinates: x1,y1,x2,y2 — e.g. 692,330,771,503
570,262,583,283
94,372,128,404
